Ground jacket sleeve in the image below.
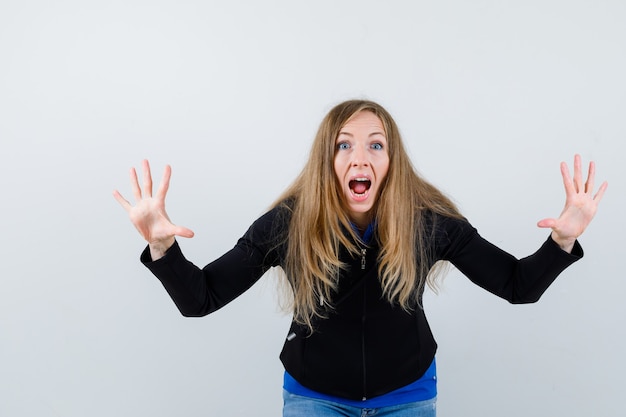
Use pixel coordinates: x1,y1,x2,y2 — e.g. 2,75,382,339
436,215,584,304
140,207,285,317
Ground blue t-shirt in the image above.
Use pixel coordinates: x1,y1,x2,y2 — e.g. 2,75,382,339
283,358,437,408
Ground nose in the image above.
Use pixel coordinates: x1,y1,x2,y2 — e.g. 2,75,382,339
351,144,369,167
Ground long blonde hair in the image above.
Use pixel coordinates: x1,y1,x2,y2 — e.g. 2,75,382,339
273,100,463,330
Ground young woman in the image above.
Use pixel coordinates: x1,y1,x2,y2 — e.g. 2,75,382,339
114,100,607,416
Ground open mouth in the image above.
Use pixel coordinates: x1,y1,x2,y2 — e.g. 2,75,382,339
349,178,371,196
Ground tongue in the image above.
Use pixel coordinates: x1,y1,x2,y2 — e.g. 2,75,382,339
353,182,368,194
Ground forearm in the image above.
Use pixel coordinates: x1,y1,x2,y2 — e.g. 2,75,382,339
451,234,583,303
141,239,271,317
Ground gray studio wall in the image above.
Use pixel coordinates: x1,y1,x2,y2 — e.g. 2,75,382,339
1,1,624,416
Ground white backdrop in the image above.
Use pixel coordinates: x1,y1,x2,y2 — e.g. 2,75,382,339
1,1,624,416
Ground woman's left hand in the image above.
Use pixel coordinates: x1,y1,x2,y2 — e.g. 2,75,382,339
537,154,608,253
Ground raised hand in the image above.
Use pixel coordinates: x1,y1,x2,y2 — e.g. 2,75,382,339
537,154,608,253
113,160,194,260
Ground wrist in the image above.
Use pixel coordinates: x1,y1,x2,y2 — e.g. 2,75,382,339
149,237,175,260
551,232,576,253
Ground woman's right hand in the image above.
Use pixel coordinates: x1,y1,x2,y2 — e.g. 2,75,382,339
113,160,194,260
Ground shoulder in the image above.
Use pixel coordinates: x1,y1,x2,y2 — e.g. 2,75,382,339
421,210,478,254
421,209,470,232
243,199,293,245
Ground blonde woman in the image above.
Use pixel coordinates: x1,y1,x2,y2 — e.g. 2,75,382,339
114,100,607,417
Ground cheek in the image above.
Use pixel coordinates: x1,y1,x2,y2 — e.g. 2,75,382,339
333,156,343,180
377,156,390,180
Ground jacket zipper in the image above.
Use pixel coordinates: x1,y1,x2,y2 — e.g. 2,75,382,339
361,247,368,400
361,248,367,270
361,308,367,401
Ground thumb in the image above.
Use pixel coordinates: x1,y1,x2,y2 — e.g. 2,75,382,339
173,225,195,239
537,218,557,229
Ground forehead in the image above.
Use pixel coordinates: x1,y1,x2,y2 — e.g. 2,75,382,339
339,111,385,135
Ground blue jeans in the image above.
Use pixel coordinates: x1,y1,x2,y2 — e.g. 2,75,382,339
282,391,437,417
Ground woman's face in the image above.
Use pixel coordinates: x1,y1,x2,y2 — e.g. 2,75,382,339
333,111,390,229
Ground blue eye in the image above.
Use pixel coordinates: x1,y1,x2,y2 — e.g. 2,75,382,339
371,143,383,150
337,142,350,150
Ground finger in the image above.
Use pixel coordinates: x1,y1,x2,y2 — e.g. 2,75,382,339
560,161,575,196
585,160,595,194
142,159,153,198
112,190,132,212
130,167,142,202
593,180,608,203
156,164,172,200
572,154,583,193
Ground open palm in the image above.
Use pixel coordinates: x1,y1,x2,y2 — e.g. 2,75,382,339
113,160,194,257
537,154,607,252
